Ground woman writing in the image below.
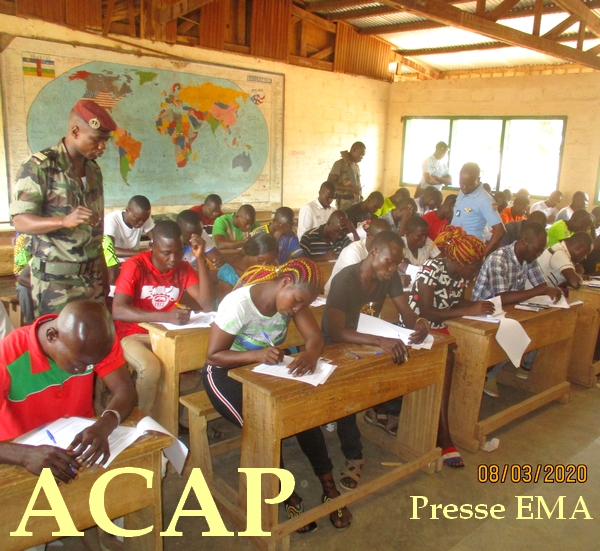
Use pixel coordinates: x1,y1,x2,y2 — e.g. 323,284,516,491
203,258,351,531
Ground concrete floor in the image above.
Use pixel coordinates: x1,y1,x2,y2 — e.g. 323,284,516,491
58,378,600,551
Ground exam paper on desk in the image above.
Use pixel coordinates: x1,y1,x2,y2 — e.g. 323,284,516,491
252,355,337,386
526,294,570,309
158,311,216,330
356,313,434,350
462,296,504,323
16,416,188,474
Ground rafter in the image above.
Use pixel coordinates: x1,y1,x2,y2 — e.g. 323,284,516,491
359,0,600,35
396,55,442,79
552,0,600,38
324,6,399,20
306,0,371,13
542,14,578,40
291,5,337,32
157,0,216,23
376,0,600,69
483,0,521,21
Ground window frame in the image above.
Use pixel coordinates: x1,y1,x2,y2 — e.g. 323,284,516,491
399,115,568,199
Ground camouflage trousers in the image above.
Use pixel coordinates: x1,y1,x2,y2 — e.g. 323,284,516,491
31,266,105,317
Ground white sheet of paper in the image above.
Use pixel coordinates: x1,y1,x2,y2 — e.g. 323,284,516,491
495,317,531,367
252,356,337,386
310,296,327,307
463,296,504,323
526,295,570,309
356,314,434,349
16,415,188,474
404,263,420,283
158,311,216,330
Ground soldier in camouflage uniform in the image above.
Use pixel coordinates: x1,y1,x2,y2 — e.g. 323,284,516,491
10,100,117,317
327,142,366,212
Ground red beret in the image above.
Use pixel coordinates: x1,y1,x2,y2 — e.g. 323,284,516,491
72,100,117,132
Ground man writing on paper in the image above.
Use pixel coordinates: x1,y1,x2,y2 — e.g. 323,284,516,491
112,220,214,415
472,223,562,397
0,301,135,482
321,231,429,491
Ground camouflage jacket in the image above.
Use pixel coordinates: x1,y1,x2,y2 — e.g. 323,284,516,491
9,140,104,263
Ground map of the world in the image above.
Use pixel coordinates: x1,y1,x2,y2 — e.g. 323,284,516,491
2,39,283,209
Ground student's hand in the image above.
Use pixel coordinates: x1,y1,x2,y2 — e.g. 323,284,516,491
62,206,99,228
287,352,318,377
409,319,429,344
256,346,284,365
377,337,410,365
400,204,414,219
22,445,82,483
321,249,335,261
575,264,585,276
341,217,356,234
190,233,206,258
165,307,191,325
467,301,496,316
69,421,113,468
544,286,563,303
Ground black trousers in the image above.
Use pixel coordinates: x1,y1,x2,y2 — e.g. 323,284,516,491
202,364,333,476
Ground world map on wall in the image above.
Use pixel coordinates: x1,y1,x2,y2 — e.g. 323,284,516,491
26,61,271,206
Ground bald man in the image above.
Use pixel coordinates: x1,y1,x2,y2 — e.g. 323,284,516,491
0,301,136,482
300,210,354,261
11,100,116,316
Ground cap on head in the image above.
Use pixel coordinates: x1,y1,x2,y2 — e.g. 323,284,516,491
72,100,117,132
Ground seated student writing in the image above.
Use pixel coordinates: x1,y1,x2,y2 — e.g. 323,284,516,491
217,233,279,298
251,206,304,265
0,301,136,482
202,258,351,532
401,216,441,266
103,195,155,284
300,210,355,261
212,204,258,250
421,194,457,241
472,222,562,397
176,209,225,269
402,227,494,468
322,231,429,490
536,232,593,290
112,220,213,415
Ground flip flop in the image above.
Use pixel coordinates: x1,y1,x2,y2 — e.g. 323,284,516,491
441,446,464,468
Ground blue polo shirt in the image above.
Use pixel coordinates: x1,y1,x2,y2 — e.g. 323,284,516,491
451,184,502,240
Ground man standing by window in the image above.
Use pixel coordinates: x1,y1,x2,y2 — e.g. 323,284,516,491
419,141,452,195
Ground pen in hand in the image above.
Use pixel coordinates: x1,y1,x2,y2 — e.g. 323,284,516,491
262,330,276,347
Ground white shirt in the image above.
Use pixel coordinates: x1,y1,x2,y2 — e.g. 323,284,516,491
401,236,441,266
297,199,334,240
420,155,450,188
535,241,574,287
555,206,574,222
104,210,155,254
530,200,559,221
324,239,368,296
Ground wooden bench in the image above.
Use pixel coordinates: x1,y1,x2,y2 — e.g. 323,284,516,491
179,391,240,479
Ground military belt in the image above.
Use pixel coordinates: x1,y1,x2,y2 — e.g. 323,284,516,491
31,256,100,277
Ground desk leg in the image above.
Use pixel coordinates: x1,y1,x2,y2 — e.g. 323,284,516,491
123,450,163,551
397,381,443,475
448,332,490,453
239,386,285,550
148,332,179,436
567,299,600,387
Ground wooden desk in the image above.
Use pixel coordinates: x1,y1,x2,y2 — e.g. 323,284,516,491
314,260,335,294
212,338,452,551
446,305,579,453
1,408,172,551
140,304,326,435
567,285,600,387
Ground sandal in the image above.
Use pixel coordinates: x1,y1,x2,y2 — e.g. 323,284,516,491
441,446,464,468
285,500,318,533
364,408,398,437
339,458,365,490
322,492,352,530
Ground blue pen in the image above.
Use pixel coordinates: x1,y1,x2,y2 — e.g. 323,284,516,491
46,430,57,445
262,330,276,347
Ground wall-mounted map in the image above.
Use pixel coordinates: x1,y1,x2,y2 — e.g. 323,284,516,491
2,38,284,208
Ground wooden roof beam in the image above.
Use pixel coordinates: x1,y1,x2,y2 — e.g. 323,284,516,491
157,0,216,23
395,54,442,78
377,0,600,69
291,5,337,32
306,0,373,13
552,0,600,38
324,6,399,20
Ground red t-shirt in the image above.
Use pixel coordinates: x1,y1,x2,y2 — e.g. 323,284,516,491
0,315,124,440
114,251,199,339
422,211,450,240
190,204,223,228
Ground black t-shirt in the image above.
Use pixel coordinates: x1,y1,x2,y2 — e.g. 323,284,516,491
321,261,404,344
344,204,372,227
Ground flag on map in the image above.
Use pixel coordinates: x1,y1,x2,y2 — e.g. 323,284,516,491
22,57,55,78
